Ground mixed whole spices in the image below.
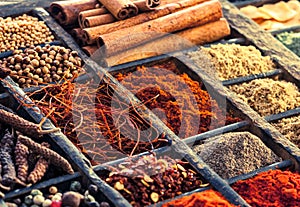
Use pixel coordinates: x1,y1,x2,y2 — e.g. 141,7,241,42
98,154,209,207
240,0,300,30
0,105,74,198
229,78,300,116
0,44,84,88
276,31,300,57
28,78,168,165
232,169,300,207
187,44,276,80
5,181,111,207
115,60,241,138
161,189,236,207
271,114,300,148
0,14,54,53
193,132,281,179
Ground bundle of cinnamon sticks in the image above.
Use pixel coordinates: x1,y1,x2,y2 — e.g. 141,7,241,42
50,0,231,66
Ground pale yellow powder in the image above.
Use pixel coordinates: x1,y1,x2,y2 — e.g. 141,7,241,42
187,44,276,80
229,78,300,116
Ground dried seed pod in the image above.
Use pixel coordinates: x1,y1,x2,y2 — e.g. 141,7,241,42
0,109,59,138
0,130,16,186
28,142,50,184
15,140,29,183
18,135,74,174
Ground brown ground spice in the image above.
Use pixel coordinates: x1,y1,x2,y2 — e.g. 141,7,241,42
271,114,300,148
229,78,300,116
115,60,240,138
187,44,275,80
193,132,281,179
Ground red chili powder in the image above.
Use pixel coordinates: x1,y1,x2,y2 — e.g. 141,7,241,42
162,189,237,207
232,169,300,207
115,60,240,138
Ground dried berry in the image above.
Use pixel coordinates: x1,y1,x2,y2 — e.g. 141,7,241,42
61,191,83,207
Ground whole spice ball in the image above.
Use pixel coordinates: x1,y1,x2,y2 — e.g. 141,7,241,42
61,191,83,207
0,14,55,53
2,45,84,88
70,181,82,192
33,195,45,205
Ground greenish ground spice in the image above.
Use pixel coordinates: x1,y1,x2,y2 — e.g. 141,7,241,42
276,31,300,57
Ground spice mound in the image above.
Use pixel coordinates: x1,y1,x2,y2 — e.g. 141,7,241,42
271,114,300,148
0,44,84,88
187,44,275,80
240,0,300,30
193,132,281,179
0,14,54,53
99,154,209,207
232,169,300,207
162,189,236,207
276,31,300,57
229,78,300,116
115,60,240,138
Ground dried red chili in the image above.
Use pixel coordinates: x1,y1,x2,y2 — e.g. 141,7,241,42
115,60,241,138
28,79,167,165
232,169,300,207
162,189,237,207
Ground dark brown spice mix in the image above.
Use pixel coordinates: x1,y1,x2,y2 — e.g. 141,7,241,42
99,154,209,207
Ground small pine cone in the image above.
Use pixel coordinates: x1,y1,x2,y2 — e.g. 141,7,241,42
18,135,74,174
15,140,29,183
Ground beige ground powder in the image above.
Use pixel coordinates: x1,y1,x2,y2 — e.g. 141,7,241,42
187,44,276,80
272,115,300,148
229,78,300,116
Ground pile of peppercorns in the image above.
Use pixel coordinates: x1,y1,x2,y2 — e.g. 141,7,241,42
5,181,110,207
0,44,84,88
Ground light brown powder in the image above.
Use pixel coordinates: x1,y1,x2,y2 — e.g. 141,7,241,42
187,44,275,80
272,114,300,148
229,78,300,116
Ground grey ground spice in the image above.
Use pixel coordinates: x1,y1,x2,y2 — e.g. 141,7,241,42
187,44,275,80
193,132,281,179
272,114,300,148
229,78,300,116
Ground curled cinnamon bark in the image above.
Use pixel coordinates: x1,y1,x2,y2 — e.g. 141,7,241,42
106,18,230,66
50,0,98,26
83,0,209,44
97,0,222,56
98,0,138,20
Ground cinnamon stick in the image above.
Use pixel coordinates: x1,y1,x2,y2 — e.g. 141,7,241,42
134,0,160,12
105,19,230,66
50,0,98,26
83,14,116,28
70,28,87,46
98,0,138,20
97,0,222,56
78,7,108,28
82,45,98,56
83,0,209,44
